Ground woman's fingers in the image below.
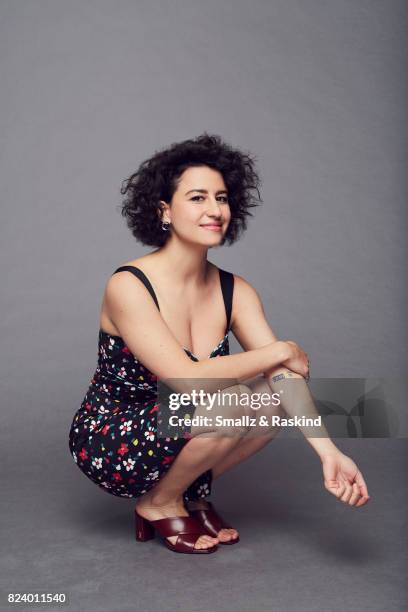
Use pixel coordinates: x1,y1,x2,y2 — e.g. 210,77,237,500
344,479,371,508
335,479,371,507
354,470,370,507
323,460,371,508
355,489,370,507
340,481,354,503
348,482,361,506
324,470,346,499
330,479,346,499
355,470,369,499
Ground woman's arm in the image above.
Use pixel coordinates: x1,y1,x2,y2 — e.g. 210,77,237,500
230,274,334,450
229,274,370,507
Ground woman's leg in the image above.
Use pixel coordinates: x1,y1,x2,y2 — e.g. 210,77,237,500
209,373,285,481
184,374,285,542
202,365,305,483
136,383,252,548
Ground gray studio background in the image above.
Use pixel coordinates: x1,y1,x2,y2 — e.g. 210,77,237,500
1,1,407,612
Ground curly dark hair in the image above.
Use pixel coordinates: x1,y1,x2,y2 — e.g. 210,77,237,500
118,133,263,247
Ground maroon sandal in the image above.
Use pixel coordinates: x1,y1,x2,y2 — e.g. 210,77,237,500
188,502,240,545
135,509,219,554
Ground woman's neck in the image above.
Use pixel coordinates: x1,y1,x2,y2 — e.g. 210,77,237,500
149,239,212,287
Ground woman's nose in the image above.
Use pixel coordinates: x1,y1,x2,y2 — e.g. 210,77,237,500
207,199,222,215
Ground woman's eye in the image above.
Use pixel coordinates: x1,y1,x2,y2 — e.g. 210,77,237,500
190,196,229,202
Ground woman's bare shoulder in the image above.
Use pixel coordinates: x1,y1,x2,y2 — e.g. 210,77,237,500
100,255,159,333
117,254,155,270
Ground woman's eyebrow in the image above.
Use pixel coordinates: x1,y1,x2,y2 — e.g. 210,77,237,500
185,189,228,195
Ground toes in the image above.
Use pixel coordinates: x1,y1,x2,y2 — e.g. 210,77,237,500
203,535,218,547
195,535,217,550
219,528,238,540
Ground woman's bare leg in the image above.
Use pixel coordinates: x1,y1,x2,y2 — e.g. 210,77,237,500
211,429,281,481
209,374,285,481
183,374,285,542
192,366,305,490
136,384,252,549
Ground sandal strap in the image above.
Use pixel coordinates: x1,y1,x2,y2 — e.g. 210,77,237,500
173,533,204,553
190,502,232,537
149,515,205,538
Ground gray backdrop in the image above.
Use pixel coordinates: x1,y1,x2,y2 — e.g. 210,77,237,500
1,1,406,611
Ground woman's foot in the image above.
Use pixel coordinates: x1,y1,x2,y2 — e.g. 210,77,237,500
186,499,239,543
135,492,219,550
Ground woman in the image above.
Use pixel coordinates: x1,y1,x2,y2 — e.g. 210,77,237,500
68,133,370,555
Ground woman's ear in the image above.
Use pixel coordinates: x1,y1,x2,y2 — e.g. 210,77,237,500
158,200,170,224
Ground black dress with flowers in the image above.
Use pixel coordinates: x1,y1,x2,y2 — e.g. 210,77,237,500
68,265,234,503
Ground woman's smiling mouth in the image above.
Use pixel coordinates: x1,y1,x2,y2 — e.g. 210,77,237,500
200,223,222,231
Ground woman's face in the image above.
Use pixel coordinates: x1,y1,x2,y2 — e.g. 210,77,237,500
160,165,231,247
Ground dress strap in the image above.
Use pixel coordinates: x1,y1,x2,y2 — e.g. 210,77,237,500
112,266,160,311
218,268,234,332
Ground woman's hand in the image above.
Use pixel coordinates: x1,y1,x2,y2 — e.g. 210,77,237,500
280,340,310,379
321,450,370,507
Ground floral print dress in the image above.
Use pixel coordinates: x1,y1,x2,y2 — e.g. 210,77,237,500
68,265,234,503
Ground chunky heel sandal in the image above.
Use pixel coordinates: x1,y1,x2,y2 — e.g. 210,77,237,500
135,511,156,542
189,501,240,545
134,509,219,554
